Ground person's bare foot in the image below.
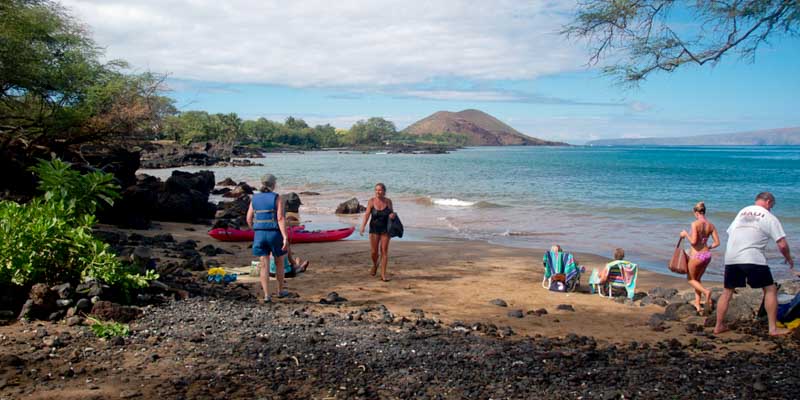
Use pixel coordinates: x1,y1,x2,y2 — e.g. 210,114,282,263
299,260,309,272
370,265,377,276
713,325,730,335
381,276,390,282
769,328,791,337
703,297,714,315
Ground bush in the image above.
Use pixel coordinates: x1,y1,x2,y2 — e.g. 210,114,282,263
0,158,155,293
87,316,130,338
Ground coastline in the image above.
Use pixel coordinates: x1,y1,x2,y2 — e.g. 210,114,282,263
127,221,731,345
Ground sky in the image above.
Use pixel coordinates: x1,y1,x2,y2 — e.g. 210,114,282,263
61,0,800,144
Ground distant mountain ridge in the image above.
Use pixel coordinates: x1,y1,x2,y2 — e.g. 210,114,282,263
403,109,565,146
586,127,800,146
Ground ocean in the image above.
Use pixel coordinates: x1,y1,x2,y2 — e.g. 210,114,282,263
140,146,800,280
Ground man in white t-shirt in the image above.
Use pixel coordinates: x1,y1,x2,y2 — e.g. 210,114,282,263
714,192,796,336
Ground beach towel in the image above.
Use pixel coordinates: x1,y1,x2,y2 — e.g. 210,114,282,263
542,251,581,291
591,260,638,299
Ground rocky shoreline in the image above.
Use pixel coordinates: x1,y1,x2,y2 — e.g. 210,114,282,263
2,291,799,399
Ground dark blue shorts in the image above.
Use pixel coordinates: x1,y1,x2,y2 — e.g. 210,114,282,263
252,230,286,257
724,264,774,289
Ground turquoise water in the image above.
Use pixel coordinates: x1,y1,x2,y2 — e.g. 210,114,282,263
141,146,800,279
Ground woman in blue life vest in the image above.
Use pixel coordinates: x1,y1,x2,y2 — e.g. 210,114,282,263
359,182,396,281
246,174,289,302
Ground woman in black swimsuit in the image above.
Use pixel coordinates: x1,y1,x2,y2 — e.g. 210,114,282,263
359,182,396,281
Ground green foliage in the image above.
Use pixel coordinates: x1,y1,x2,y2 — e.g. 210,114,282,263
0,158,155,291
0,0,169,146
87,316,130,338
345,117,397,145
564,0,800,83
31,157,120,217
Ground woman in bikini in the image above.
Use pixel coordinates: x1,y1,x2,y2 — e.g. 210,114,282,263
359,182,396,281
680,201,720,314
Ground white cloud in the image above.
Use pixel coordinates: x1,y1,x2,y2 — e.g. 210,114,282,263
60,0,585,87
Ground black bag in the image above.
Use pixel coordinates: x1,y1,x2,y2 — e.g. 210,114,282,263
388,214,404,238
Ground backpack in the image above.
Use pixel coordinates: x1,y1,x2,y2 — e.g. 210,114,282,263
778,293,800,323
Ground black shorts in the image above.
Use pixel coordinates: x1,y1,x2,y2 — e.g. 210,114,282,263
724,264,774,289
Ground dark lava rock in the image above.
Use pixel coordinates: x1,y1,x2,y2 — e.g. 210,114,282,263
507,309,524,318
335,198,366,214
490,299,508,307
664,303,697,320
75,298,92,313
556,304,575,312
217,177,237,186
182,255,205,271
52,283,72,300
649,314,668,331
0,354,23,368
76,279,108,298
299,191,320,196
648,287,678,300
90,301,142,323
320,292,347,304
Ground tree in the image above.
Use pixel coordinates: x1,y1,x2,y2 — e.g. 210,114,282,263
0,0,169,148
563,0,799,83
347,117,397,145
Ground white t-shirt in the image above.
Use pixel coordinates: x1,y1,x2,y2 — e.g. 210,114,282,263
724,205,786,265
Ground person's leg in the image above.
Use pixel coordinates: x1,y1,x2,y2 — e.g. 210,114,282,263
369,233,379,275
687,257,711,313
763,284,789,336
259,255,271,300
713,288,733,334
275,254,286,294
379,234,390,281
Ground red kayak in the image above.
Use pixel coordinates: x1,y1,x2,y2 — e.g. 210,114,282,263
208,226,355,243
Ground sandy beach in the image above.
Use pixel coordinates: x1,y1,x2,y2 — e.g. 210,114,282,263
141,222,709,343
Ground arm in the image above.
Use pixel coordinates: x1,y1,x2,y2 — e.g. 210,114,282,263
777,237,795,271
709,226,721,250
276,194,288,250
680,222,699,245
359,198,373,235
246,201,255,229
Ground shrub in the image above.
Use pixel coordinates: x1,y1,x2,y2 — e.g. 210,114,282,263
87,316,130,338
0,158,156,293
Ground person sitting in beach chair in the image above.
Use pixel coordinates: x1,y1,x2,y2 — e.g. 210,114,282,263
269,247,310,278
589,248,639,299
542,245,582,292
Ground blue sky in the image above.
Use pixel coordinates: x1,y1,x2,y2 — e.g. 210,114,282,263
62,0,800,144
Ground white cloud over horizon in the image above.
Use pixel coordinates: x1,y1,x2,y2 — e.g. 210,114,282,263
60,0,585,88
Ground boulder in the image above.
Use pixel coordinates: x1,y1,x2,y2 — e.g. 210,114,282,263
222,183,254,199
648,287,678,301
217,177,237,186
336,198,366,214
90,301,141,323
664,302,697,320
708,288,764,326
51,283,72,300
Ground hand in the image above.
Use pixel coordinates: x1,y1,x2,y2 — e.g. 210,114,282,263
389,212,396,220
282,239,289,251
680,230,688,238
359,228,364,236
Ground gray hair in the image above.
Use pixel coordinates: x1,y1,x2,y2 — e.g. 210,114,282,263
755,192,775,203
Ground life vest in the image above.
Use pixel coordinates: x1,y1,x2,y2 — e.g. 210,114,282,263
252,192,278,230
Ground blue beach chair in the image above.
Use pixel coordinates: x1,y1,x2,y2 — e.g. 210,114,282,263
542,250,582,292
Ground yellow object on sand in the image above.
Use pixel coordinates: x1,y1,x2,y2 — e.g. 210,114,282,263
777,319,800,330
207,267,226,276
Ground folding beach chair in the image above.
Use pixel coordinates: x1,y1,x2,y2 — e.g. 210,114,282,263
542,250,581,292
589,260,638,300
